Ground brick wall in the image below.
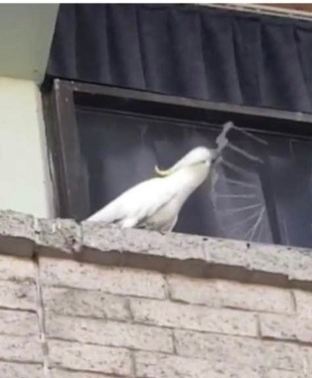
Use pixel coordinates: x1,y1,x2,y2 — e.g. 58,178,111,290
0,210,311,377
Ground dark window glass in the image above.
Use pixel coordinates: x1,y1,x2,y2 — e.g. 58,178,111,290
76,106,312,249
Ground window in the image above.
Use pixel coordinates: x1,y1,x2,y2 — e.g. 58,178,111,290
43,79,312,249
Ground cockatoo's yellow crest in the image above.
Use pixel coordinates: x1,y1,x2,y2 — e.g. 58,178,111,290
154,165,170,177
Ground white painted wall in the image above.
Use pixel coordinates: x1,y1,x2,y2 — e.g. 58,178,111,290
0,5,59,217
0,78,53,217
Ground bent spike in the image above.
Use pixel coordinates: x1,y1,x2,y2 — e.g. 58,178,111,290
215,121,267,164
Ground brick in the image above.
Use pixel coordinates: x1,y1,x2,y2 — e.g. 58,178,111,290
303,346,312,372
0,281,36,311
39,257,166,299
293,290,312,319
81,222,205,261
42,287,129,320
49,340,132,376
247,244,290,275
0,334,42,363
0,255,35,282
0,361,42,378
37,218,81,255
0,309,38,336
46,315,173,353
168,275,294,314
204,237,248,267
130,298,257,337
288,248,312,281
303,346,312,374
260,313,312,343
135,351,261,378
262,370,308,378
0,210,35,257
51,369,116,378
175,329,306,371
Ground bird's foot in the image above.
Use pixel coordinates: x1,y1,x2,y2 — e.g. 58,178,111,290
158,230,171,236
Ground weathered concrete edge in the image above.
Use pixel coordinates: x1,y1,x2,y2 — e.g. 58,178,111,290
0,210,311,290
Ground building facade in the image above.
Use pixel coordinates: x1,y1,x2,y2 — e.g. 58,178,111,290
0,4,311,378
0,210,311,377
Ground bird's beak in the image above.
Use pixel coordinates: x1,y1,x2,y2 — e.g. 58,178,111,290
211,149,220,163
155,165,172,177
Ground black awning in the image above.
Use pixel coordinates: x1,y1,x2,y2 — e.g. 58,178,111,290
47,4,312,113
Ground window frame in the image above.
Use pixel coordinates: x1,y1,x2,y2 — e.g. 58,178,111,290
42,78,312,225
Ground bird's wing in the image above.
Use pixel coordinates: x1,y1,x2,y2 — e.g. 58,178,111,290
86,178,177,226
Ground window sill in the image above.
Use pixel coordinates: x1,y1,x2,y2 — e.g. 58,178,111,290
0,210,311,291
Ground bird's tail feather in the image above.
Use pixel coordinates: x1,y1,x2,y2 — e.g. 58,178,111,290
85,201,120,223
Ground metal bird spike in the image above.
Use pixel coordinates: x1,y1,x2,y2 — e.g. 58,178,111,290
211,121,265,179
211,121,270,243
214,121,268,171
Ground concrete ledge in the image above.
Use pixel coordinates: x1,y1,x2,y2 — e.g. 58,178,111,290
0,210,311,290
36,218,81,257
0,210,35,257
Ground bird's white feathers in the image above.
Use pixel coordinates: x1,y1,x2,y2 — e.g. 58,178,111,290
86,146,214,231
87,177,177,229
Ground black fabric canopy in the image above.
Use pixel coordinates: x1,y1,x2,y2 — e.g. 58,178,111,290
47,4,312,113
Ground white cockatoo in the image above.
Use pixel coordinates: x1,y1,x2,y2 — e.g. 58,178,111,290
86,146,216,232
